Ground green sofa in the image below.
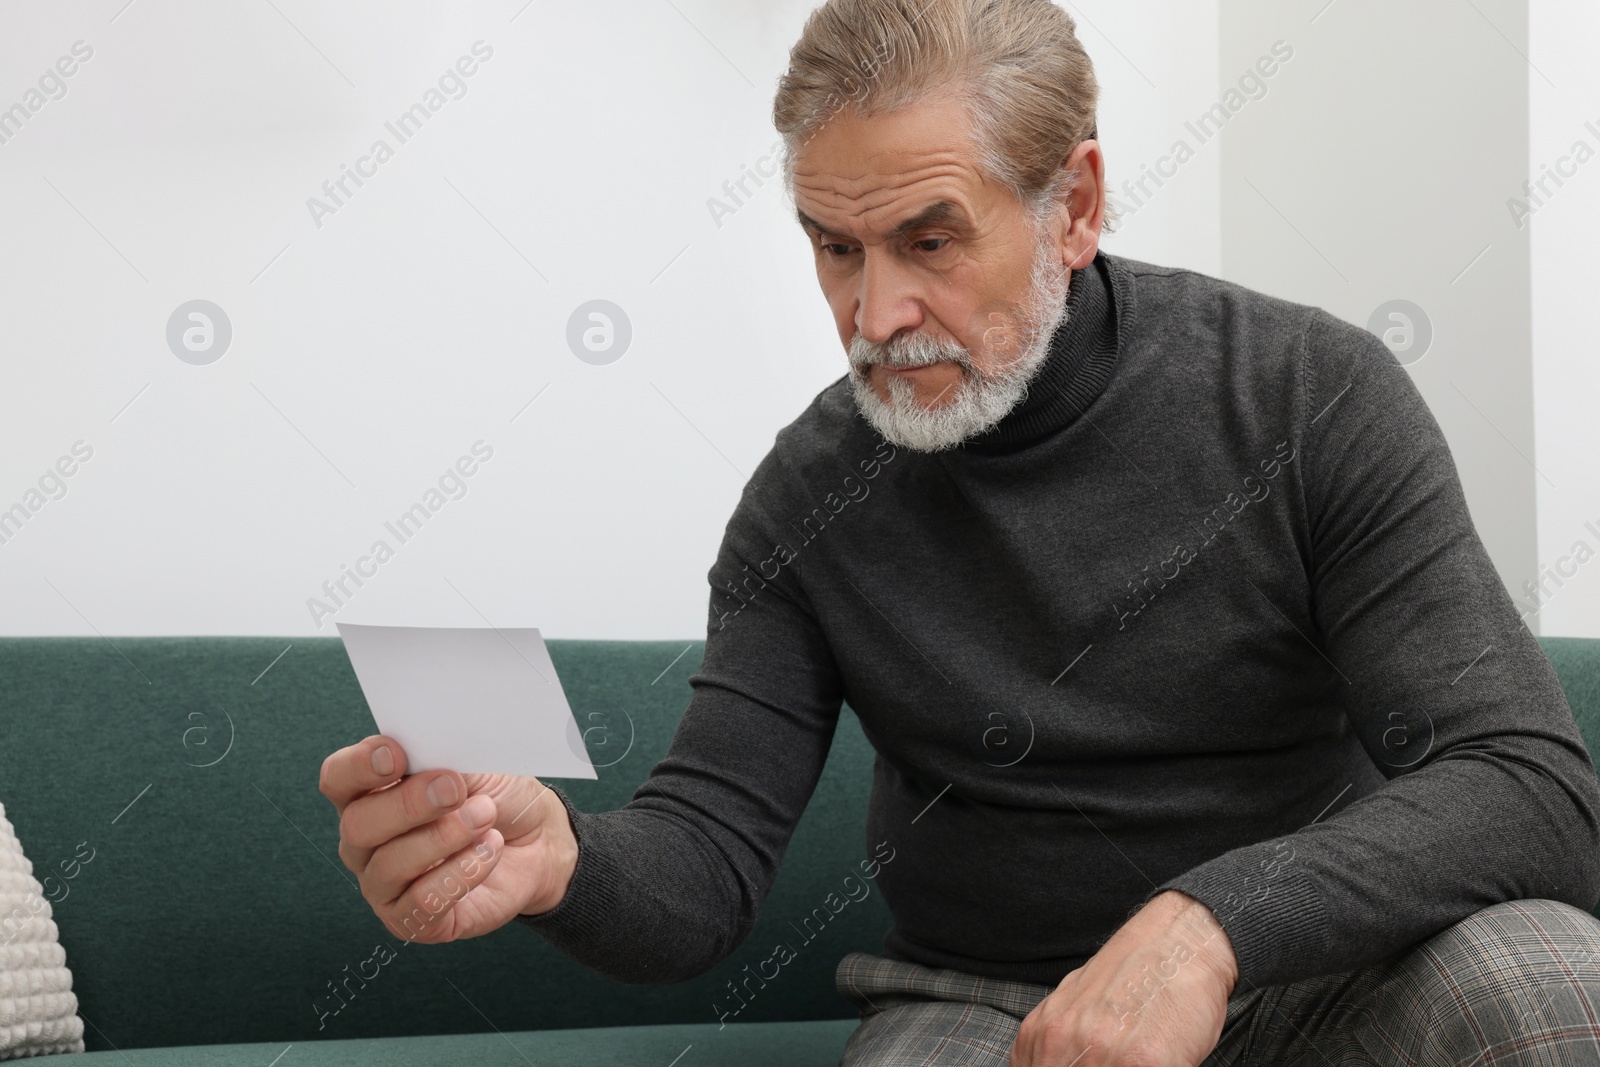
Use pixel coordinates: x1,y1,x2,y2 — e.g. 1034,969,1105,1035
3,635,1598,1064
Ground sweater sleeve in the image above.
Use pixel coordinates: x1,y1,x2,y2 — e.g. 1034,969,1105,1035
1150,308,1600,989
514,437,845,984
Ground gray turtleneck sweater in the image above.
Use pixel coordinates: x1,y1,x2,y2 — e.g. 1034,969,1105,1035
517,250,1600,991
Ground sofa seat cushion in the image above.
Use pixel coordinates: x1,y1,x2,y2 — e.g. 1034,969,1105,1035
43,1018,859,1065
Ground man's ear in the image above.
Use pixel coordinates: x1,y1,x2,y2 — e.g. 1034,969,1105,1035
1057,138,1105,270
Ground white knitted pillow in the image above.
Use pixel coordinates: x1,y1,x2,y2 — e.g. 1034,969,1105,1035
0,801,84,1059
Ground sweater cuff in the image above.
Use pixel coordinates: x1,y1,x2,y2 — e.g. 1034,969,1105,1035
512,784,624,946
1146,838,1329,988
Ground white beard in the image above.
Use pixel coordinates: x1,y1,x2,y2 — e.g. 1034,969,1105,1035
846,233,1074,453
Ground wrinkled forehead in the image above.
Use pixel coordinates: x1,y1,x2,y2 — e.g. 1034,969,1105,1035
788,95,997,241
793,162,984,240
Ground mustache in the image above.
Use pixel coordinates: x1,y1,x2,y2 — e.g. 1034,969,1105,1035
848,332,975,375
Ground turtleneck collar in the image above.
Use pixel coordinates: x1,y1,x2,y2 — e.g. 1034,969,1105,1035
956,248,1125,455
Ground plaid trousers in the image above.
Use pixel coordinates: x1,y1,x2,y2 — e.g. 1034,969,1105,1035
834,899,1600,1065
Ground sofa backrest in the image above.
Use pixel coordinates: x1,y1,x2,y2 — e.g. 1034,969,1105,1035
4,635,1599,1054
0,637,892,1052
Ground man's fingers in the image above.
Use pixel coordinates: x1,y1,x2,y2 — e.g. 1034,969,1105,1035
319,735,408,815
338,766,470,873
362,794,500,907
379,828,506,945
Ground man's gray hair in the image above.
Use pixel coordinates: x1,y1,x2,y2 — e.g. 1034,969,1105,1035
772,0,1119,233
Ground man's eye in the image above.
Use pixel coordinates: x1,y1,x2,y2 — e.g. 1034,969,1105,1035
913,237,949,254
822,243,855,257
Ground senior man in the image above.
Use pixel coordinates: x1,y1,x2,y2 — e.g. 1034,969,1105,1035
319,0,1600,1063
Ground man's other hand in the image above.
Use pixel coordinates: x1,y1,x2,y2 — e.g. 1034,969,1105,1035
1009,890,1238,1067
319,734,580,944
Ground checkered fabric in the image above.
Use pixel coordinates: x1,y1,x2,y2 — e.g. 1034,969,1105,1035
834,899,1600,1065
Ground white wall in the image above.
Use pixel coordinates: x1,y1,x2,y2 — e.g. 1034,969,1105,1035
1530,0,1600,638
0,0,1220,639
1088,0,1223,275
14,1,1587,640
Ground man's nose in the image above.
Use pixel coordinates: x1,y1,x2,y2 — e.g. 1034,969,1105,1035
855,252,924,346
